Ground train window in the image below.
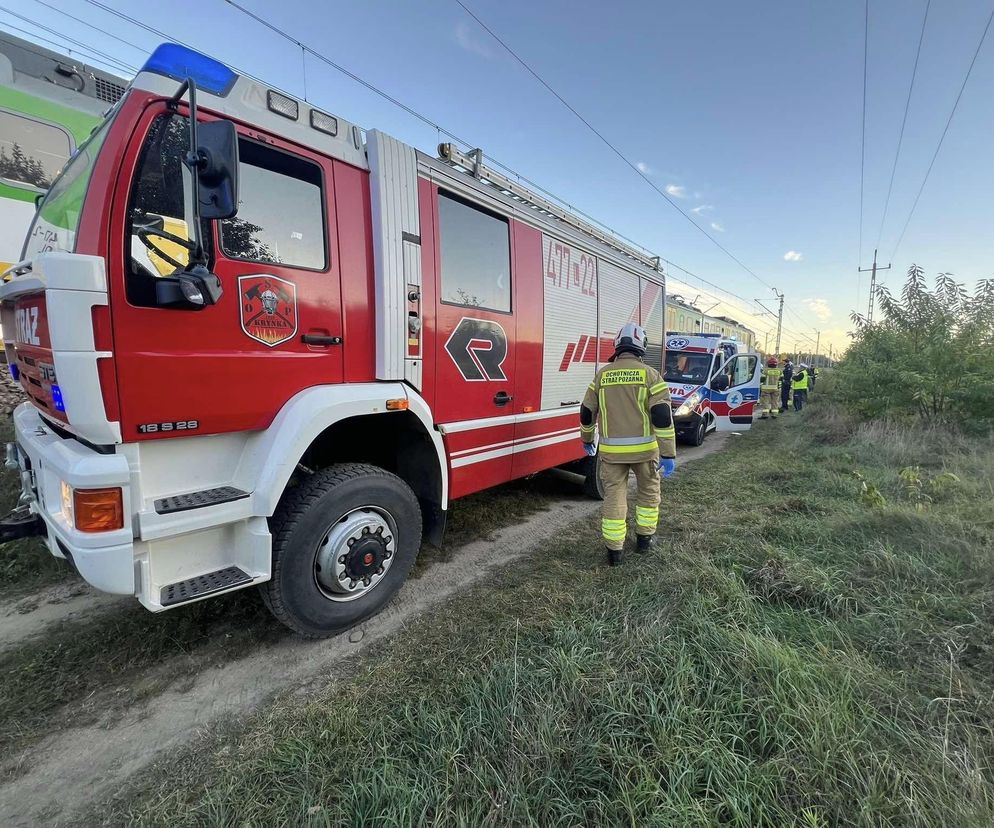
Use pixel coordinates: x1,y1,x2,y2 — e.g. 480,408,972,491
219,139,326,271
0,111,72,190
438,191,511,313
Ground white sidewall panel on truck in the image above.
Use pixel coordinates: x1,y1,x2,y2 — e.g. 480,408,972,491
597,258,642,353
367,130,421,386
540,234,598,410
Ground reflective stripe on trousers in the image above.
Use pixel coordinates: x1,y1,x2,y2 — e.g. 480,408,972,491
599,459,661,551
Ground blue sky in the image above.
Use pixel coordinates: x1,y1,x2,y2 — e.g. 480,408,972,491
5,0,994,354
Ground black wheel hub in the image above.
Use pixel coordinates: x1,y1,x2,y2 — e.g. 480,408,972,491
343,536,388,580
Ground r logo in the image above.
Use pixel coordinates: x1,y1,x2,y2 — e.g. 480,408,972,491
444,317,508,381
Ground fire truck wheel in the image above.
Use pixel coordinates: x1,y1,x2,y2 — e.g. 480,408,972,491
581,454,605,500
264,463,422,637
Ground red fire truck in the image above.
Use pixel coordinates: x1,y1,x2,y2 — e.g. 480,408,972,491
0,44,668,636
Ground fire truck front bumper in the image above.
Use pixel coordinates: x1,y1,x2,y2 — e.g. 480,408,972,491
4,402,135,594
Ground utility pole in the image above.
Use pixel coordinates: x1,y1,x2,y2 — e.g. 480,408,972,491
773,289,784,356
815,330,820,367
858,248,891,324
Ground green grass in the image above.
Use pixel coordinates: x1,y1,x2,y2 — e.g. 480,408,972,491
0,460,570,757
96,403,994,827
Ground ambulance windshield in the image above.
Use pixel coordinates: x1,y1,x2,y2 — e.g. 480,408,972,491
664,351,712,385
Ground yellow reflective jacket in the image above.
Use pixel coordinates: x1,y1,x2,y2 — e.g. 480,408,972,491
580,354,676,464
792,369,809,391
761,367,780,391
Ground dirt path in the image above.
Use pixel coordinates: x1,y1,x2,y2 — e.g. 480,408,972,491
0,581,124,653
0,435,727,826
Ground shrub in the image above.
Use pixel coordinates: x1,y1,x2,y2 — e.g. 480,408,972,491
834,265,994,428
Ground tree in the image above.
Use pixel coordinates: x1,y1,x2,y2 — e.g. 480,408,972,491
836,265,994,428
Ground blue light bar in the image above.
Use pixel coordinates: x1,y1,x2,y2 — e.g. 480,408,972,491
141,43,238,97
51,384,65,413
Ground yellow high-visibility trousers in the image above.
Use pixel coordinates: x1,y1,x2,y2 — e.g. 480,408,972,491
600,459,660,551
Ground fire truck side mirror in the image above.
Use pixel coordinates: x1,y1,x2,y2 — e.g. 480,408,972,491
195,120,239,220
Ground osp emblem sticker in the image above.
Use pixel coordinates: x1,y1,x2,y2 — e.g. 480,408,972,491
444,317,508,381
238,274,298,347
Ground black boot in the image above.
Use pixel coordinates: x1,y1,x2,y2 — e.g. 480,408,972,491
607,548,623,567
636,534,655,554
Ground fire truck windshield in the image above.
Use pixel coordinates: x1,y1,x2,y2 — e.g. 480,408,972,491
663,351,713,385
21,109,116,260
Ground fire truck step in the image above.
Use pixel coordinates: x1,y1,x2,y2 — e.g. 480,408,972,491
160,566,252,607
154,486,250,514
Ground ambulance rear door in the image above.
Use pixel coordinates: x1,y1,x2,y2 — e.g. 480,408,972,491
710,352,761,431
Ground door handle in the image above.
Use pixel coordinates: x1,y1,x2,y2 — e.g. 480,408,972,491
493,391,513,406
301,334,343,346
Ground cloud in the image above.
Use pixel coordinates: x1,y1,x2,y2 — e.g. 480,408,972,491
691,204,713,214
636,160,653,175
710,221,725,232
665,184,686,198
783,250,803,262
454,21,494,58
804,298,832,321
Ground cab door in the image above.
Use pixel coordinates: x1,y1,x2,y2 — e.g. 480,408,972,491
430,187,517,497
711,353,761,431
109,105,343,440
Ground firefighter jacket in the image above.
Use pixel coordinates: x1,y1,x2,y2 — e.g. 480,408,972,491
791,369,809,391
579,353,676,464
761,367,780,392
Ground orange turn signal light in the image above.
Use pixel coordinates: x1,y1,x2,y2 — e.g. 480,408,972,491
386,398,409,411
73,487,124,533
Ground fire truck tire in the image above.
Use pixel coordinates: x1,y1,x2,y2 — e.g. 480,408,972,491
581,454,605,500
263,463,422,637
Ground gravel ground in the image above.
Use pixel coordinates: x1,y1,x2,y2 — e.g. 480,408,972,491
0,365,24,415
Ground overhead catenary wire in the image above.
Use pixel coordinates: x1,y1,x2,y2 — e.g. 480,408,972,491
0,16,137,76
890,2,994,262
875,0,930,252
77,0,820,345
452,0,778,297
0,4,137,75
29,0,148,59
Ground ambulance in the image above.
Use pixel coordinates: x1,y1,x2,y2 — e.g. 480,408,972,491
0,43,670,637
663,333,761,445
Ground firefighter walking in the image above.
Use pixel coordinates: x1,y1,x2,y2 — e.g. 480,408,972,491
759,357,780,419
580,323,677,566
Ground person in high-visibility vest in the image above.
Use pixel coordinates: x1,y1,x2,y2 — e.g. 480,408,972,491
580,323,677,566
791,363,810,411
780,358,794,413
759,357,781,419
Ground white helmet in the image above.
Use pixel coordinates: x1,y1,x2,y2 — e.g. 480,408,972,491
614,322,647,356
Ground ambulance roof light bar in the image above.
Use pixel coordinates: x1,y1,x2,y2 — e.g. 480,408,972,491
438,143,662,273
142,43,238,97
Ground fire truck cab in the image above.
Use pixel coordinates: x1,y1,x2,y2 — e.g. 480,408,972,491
0,44,669,636
663,333,761,446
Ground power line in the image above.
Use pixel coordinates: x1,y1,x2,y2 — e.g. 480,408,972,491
0,4,137,74
75,0,817,344
858,0,868,266
875,0,930,251
890,2,994,261
30,0,147,58
80,0,661,265
0,15,137,76
452,0,778,296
